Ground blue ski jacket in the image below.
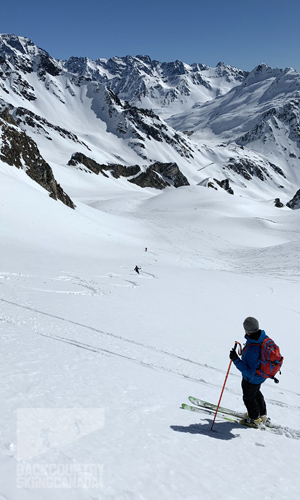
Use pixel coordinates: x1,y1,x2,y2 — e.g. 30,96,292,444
233,330,267,384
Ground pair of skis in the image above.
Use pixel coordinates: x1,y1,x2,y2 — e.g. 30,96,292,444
181,397,300,439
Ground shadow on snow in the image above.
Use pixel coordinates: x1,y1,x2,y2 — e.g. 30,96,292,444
171,417,242,441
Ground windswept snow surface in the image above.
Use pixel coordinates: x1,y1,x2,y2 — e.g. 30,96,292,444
1,160,300,500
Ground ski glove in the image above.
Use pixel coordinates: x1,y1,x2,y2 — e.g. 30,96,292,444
229,349,238,361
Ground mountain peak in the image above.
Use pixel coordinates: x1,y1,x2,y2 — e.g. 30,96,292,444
244,63,283,84
0,33,43,58
0,33,61,76
1,33,300,205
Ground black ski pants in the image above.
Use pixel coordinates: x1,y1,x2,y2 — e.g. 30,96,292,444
242,378,267,420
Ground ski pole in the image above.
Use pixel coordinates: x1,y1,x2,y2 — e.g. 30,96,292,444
211,341,239,430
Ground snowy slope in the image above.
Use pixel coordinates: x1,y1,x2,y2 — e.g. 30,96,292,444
1,154,300,499
1,34,300,207
168,64,300,186
0,35,200,172
64,56,247,118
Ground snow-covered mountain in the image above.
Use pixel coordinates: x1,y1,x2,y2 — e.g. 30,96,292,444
168,64,300,176
0,33,300,207
2,35,300,500
64,54,247,118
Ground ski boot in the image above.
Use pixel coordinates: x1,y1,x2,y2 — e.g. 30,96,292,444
240,416,263,428
260,414,271,425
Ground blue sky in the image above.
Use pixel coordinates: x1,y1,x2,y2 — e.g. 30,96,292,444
2,0,299,71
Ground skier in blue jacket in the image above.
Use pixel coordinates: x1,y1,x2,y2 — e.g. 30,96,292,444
230,316,268,428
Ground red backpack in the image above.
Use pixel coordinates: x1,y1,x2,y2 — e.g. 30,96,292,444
256,336,284,383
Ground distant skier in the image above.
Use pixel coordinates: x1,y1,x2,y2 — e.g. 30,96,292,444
229,317,268,428
134,265,141,274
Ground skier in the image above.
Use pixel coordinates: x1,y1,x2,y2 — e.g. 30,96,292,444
134,265,141,274
229,317,268,428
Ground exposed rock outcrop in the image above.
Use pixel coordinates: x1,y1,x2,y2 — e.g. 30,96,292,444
286,190,300,209
68,153,189,190
224,158,285,182
274,198,284,208
200,177,234,194
129,161,190,189
0,121,75,208
68,152,140,178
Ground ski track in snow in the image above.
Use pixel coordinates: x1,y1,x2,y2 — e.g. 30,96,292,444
0,271,147,296
1,291,300,413
2,168,300,499
0,295,229,383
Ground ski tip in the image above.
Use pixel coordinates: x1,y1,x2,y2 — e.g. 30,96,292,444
181,403,190,410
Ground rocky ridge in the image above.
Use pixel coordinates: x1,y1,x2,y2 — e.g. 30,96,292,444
0,104,74,208
68,152,189,189
0,34,300,208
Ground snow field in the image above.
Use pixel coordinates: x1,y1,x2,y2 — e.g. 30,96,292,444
1,162,300,499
